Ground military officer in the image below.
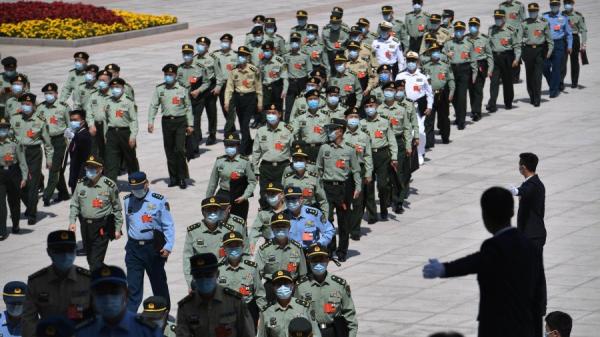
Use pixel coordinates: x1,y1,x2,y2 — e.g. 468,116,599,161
296,244,358,337
177,253,255,337
257,270,320,337
68,155,123,270
282,141,321,177
290,10,310,41
282,146,329,215
283,186,335,249
206,132,257,220
370,64,394,104
487,9,521,112
543,0,573,98
289,77,326,121
291,89,329,161
419,13,452,54
244,14,266,46
302,24,331,77
405,0,430,52
322,15,349,74
316,118,361,261
224,46,262,155
348,26,377,70
72,64,98,110
102,77,139,181
1,57,21,118
330,54,363,109
467,17,495,120
10,93,53,225
139,296,176,337
382,5,410,51
500,0,527,83
441,9,455,34
261,41,288,117
59,51,89,103
419,33,444,64
356,18,379,46
22,230,92,337
217,195,250,241
4,74,29,120
124,172,175,312
85,69,111,159
253,104,293,208
372,22,406,79
247,26,266,68
561,0,587,89
148,64,193,189
522,3,554,107
318,86,346,120
330,6,350,30
75,265,160,337
0,118,27,239
212,34,238,134
38,83,70,206
284,33,313,121
263,18,287,54
250,182,286,253
0,281,26,337
104,63,135,100
422,43,455,143
192,36,219,145
443,21,477,131
346,41,377,100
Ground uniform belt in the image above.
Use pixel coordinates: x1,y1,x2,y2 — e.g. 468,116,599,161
493,50,512,55
233,92,256,97
261,160,289,167
372,146,389,153
265,79,283,90
129,238,153,245
525,44,544,48
307,143,322,147
323,180,344,185
24,144,41,148
162,115,185,120
81,217,105,224
107,126,129,130
434,89,443,94
319,323,335,329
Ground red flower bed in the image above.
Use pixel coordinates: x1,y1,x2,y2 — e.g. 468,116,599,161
0,1,125,25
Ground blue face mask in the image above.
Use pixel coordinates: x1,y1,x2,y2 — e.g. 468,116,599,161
50,252,75,272
298,19,307,26
74,61,85,71
380,32,389,39
0,129,9,138
379,73,390,82
328,130,338,142
347,117,360,128
195,277,217,294
351,35,361,42
306,85,317,92
469,25,479,34
84,73,95,82
98,80,108,90
196,44,206,53
292,161,306,171
307,33,316,41
205,210,222,224
6,303,24,317
265,28,275,35
307,99,319,110
263,50,272,59
413,4,422,11
330,24,341,31
94,294,124,319
528,11,538,19
327,95,339,106
273,228,289,240
21,104,33,114
183,54,193,62
164,75,175,84
45,94,56,104
225,146,237,157
335,64,345,73
383,14,392,22
564,4,573,11
266,113,279,125
253,35,264,43
70,121,81,130
85,167,98,180
454,30,464,39
238,55,248,64
407,62,417,72
225,247,243,260
550,5,560,13
383,90,395,100
365,106,377,116
495,19,504,26
395,90,406,100
360,27,368,34
220,41,231,50
275,285,293,299
431,51,442,61
267,194,280,207
290,42,300,50
348,50,359,59
111,87,123,98
132,188,147,199
11,84,23,94
286,199,302,212
311,262,327,275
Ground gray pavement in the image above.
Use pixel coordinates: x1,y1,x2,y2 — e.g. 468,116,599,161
1,0,600,336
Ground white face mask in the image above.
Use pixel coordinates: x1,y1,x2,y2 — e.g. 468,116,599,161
132,188,147,199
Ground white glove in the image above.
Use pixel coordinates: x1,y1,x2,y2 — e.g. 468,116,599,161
509,185,519,196
64,128,75,140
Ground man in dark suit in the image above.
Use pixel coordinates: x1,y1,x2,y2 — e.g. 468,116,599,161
511,152,546,253
423,187,547,337
64,109,91,192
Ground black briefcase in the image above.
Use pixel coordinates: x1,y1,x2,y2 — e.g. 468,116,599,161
229,175,249,201
581,50,589,65
153,229,167,253
410,144,420,173
105,214,117,240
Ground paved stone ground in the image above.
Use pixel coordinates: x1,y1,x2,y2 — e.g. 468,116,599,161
1,0,600,336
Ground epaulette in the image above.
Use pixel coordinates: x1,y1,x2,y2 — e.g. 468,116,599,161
217,154,227,159
275,33,284,39
305,206,319,216
123,95,135,103
391,37,400,43
308,171,318,178
247,64,258,72
75,317,96,330
76,267,91,277
239,155,250,161
223,287,243,299
28,267,49,280
347,69,357,76
152,192,164,200
331,274,347,285
296,109,307,116
380,114,389,120
284,172,295,178
178,294,194,305
187,223,201,232
243,259,257,268
481,33,489,38
295,298,310,307
36,114,46,122
576,11,583,17
59,101,70,108
274,55,285,63
285,124,293,132
341,26,350,33
260,302,274,312
218,258,228,266
69,68,77,73
209,50,218,57
168,323,177,333
156,83,165,88
296,275,309,285
135,315,157,330
290,239,302,249
222,222,234,231
259,240,272,250
506,25,515,31
540,17,547,22
102,177,115,188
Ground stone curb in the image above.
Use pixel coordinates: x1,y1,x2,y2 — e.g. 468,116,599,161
0,22,189,47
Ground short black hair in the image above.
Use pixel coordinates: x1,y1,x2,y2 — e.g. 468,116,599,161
481,187,514,223
70,109,86,120
545,311,572,337
519,152,539,172
429,333,464,337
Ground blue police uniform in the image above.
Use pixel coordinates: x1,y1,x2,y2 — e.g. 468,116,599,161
124,189,175,312
287,205,335,248
75,310,160,337
0,311,22,337
543,10,573,97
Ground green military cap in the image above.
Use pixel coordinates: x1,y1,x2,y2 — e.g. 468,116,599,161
563,0,574,3
306,244,329,258
266,181,284,192
290,32,302,41
252,15,265,23
305,89,320,98
85,64,99,73
377,64,393,73
223,231,244,245
427,42,443,52
296,10,308,17
262,40,275,50
494,9,506,17
223,132,241,145
332,6,344,15
97,69,112,78
3,281,27,304
284,186,303,197
429,14,442,22
357,18,370,26
41,83,58,92
10,74,27,84
443,9,455,18
105,63,120,72
334,53,347,63
18,93,36,103
344,107,359,116
182,43,195,53
292,146,309,158
73,51,89,60
306,24,319,32
85,155,103,167
363,95,378,106
201,196,221,209
1,56,17,67
270,212,291,226
36,317,75,337
406,51,420,60
347,41,361,50
0,118,10,127
288,317,313,337
349,26,361,35
220,33,233,41
109,77,126,86
326,118,347,130
379,21,393,30
190,253,219,274
330,15,342,24
272,269,294,282
453,21,466,30
549,0,560,4
528,3,540,10
196,36,211,45
468,17,481,26
141,296,168,318
251,25,264,34
265,104,279,112
424,32,437,43
326,85,340,94
413,0,423,4
237,46,252,56
91,265,127,287
214,195,230,207
382,5,394,13
47,230,76,249
265,17,276,25
382,81,397,90
307,76,321,86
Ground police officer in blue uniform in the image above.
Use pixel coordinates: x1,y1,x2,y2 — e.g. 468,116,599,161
36,317,75,337
1,281,27,337
543,0,572,98
283,186,335,249
75,265,161,337
124,172,175,313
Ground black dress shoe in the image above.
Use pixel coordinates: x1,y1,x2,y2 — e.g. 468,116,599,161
505,105,513,110
571,84,578,88
380,210,388,221
179,180,187,189
367,218,377,225
43,198,51,207
168,180,178,187
0,234,8,241
336,252,347,262
533,102,540,107
559,83,565,91
27,217,37,225
486,105,497,113
206,137,216,145
12,225,20,234
53,195,70,204
457,125,465,130
393,204,404,214
350,234,361,241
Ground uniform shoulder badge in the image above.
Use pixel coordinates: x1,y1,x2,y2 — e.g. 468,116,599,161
243,259,258,268
217,154,227,159
60,101,70,108
285,124,294,132
380,114,389,120
331,274,347,286
260,302,274,312
290,240,303,249
102,177,116,188
260,241,272,250
156,83,166,88
308,171,318,178
135,315,157,330
187,223,201,232
231,215,245,225
76,267,91,277
506,25,515,31
247,64,258,72
481,33,489,38
295,298,310,307
29,267,49,280
239,154,250,161
284,172,294,178
296,275,309,285
274,55,285,63
305,206,318,216
222,222,234,231
151,192,164,200
224,287,243,299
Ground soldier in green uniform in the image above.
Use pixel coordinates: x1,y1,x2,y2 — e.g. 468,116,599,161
192,36,219,145
291,10,310,41
405,0,430,52
284,33,312,122
149,63,194,189
22,230,92,337
138,296,176,337
289,77,326,122
322,15,349,74
561,0,587,89
499,0,526,83
72,64,98,110
264,18,287,54
59,51,89,103
441,9,455,35
4,74,29,120
261,41,288,116
217,195,250,240
343,108,372,240
356,18,378,47
419,13,452,54
318,86,346,120
316,118,361,262
244,14,266,46
282,146,329,215
10,93,53,225
346,41,377,103
382,5,410,51
521,3,554,107
224,46,263,155
250,182,285,253
487,9,521,112
422,43,455,144
38,83,70,206
253,105,293,208
85,70,111,159
302,25,331,78
361,96,397,222
218,231,266,326
177,253,255,337
296,244,358,337
104,63,135,100
0,118,27,239
348,26,377,71
370,64,394,104
282,141,321,177
102,77,139,182
291,89,329,161
68,155,122,270
330,54,363,110
443,21,477,131
212,34,239,134
467,17,495,120
257,269,320,337
247,26,266,69
1,57,21,118
206,132,257,220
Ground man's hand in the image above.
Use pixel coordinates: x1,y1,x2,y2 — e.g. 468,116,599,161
448,95,454,102
128,138,136,149
413,139,420,147
211,88,221,96
581,44,586,51
186,127,193,135
68,223,77,232
447,51,455,58
46,161,52,170
280,92,286,100
234,196,246,204
511,60,519,68
160,248,171,258
257,105,263,113
423,258,445,279
391,160,398,171
190,88,201,99
363,176,372,184
567,48,572,55
20,180,26,188
148,124,154,133
424,108,432,116
353,190,360,199
405,148,412,157
114,231,122,240
224,104,229,113
89,125,97,136
488,71,493,78
546,52,552,59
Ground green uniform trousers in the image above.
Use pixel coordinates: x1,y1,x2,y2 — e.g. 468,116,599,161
161,116,188,182
21,145,42,219
43,135,69,201
105,127,139,182
0,165,22,236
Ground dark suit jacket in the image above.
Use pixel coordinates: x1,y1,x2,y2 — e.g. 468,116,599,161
443,228,546,337
65,126,91,191
517,174,546,239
